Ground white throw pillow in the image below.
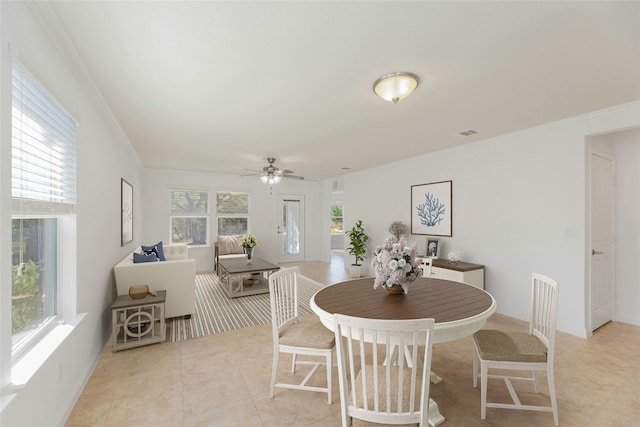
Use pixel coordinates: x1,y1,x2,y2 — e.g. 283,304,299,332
217,235,244,255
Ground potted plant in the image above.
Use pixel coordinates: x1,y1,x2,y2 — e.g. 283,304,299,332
346,219,369,277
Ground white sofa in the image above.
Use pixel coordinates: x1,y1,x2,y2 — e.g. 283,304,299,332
114,244,196,318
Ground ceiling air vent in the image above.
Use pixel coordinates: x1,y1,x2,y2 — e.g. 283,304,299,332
455,129,479,137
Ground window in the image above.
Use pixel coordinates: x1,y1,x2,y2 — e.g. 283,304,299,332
170,189,209,246
11,62,77,360
330,201,343,234
216,192,249,235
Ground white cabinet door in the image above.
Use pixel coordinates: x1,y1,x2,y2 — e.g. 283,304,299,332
430,266,463,282
423,263,484,289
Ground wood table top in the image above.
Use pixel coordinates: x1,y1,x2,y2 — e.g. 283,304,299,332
313,277,493,324
112,290,167,309
218,257,280,274
430,259,484,272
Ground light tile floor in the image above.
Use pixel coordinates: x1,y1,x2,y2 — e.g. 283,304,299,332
65,256,640,426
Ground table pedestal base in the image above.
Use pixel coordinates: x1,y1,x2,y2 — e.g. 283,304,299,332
387,345,446,426
428,398,446,426
430,371,442,384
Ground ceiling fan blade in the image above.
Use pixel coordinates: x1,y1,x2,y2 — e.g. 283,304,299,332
243,161,303,180
283,174,304,180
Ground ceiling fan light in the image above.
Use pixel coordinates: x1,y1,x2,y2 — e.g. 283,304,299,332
256,158,293,185
373,72,420,103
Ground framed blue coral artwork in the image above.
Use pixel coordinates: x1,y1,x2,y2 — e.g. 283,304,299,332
411,180,452,236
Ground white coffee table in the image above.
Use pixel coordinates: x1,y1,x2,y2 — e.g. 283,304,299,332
217,257,280,298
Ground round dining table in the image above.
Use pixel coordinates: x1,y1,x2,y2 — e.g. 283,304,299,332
310,276,496,426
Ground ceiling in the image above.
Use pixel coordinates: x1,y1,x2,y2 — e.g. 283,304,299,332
49,1,640,181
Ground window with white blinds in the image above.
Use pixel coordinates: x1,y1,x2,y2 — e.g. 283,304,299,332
10,62,77,362
11,62,77,212
170,189,210,246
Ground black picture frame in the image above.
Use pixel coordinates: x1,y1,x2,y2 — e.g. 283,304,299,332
426,238,441,258
411,180,452,236
121,178,133,246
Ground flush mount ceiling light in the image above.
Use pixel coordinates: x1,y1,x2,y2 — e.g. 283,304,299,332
373,72,420,103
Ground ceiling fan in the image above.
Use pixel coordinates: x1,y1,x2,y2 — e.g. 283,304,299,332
243,157,304,185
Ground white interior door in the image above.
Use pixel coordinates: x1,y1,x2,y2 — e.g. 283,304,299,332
590,151,615,331
277,194,305,263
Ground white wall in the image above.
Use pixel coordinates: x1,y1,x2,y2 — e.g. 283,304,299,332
341,102,640,338
1,3,143,426
140,168,324,272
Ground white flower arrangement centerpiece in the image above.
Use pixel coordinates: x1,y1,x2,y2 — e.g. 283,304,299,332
240,233,259,249
240,234,259,263
371,235,423,294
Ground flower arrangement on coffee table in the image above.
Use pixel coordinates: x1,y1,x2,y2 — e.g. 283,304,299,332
371,235,422,294
240,234,259,249
240,234,259,263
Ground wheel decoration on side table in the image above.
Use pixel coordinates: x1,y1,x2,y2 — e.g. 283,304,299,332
125,310,153,337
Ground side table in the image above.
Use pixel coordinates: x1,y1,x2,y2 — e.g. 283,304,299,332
111,290,166,352
418,257,485,289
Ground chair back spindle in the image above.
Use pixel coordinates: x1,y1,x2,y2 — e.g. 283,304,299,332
530,273,559,360
270,269,299,338
418,257,433,278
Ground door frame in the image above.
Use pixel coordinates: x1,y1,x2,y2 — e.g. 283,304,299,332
277,193,305,263
586,148,616,336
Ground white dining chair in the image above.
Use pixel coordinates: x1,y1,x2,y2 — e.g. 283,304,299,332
420,257,433,278
269,267,335,403
333,313,435,427
472,273,559,425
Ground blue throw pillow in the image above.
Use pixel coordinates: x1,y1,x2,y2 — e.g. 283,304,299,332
141,241,166,261
133,252,159,263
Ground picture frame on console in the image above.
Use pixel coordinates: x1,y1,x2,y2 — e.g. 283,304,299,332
410,180,452,236
121,178,133,246
426,238,441,258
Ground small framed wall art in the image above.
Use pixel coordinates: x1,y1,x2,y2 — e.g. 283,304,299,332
121,178,133,246
411,180,452,236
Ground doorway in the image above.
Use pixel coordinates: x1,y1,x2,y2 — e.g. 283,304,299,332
589,149,615,332
277,194,305,263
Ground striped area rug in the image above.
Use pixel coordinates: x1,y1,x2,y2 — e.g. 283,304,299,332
167,272,324,342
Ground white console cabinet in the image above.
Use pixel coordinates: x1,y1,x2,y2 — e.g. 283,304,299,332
420,258,485,289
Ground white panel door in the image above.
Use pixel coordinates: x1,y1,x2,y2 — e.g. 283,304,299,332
277,194,305,263
590,151,615,331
